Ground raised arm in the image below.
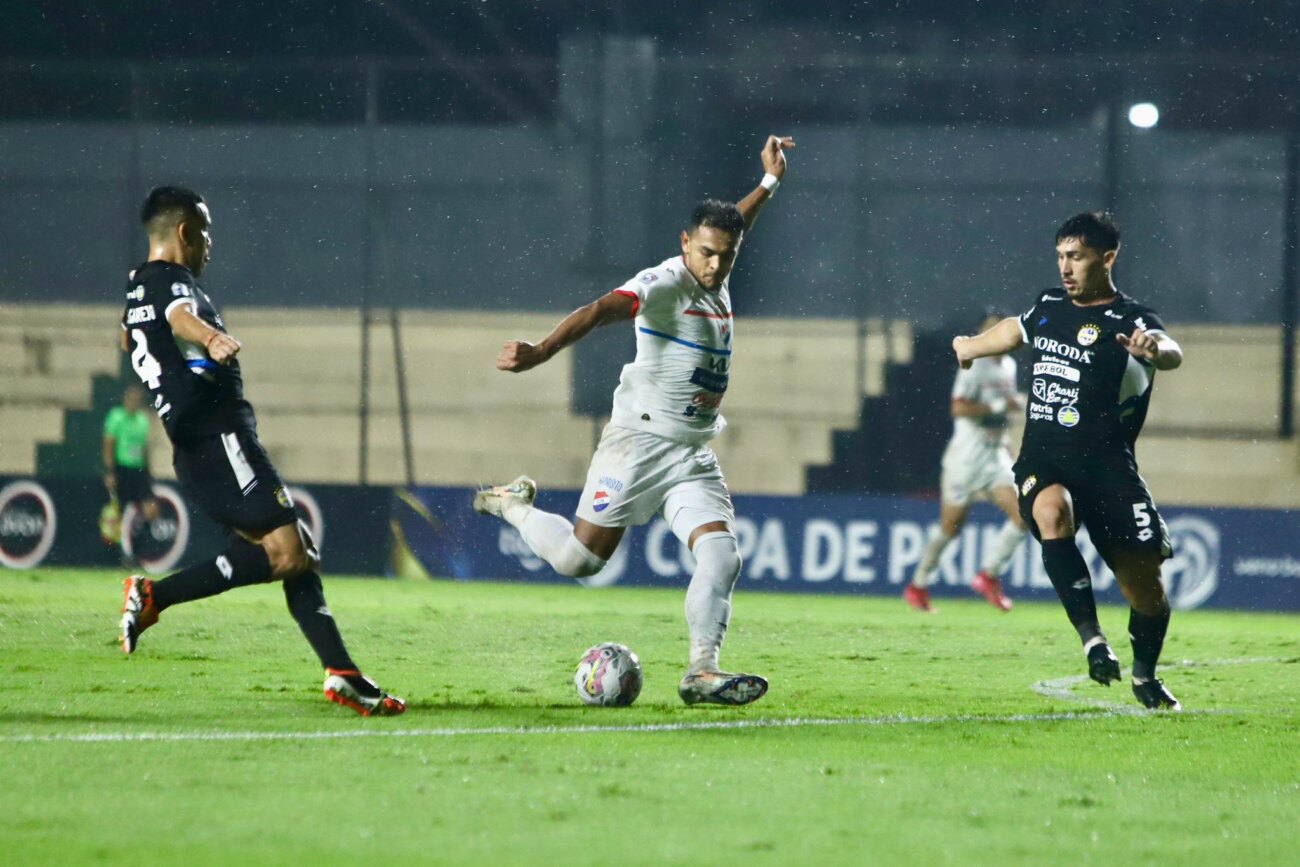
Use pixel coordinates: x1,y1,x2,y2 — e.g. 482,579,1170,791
497,291,637,373
952,317,1024,370
736,135,795,231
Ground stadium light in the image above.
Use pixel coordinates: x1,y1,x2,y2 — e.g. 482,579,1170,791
1127,102,1160,129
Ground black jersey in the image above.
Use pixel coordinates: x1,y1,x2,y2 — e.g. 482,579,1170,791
120,261,256,443
1017,287,1166,458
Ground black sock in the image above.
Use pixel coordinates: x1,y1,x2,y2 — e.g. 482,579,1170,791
284,571,357,672
152,537,273,612
1129,607,1171,681
1040,538,1102,644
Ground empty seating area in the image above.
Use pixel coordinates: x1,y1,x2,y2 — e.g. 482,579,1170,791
5,301,1299,505
231,309,901,493
0,303,121,474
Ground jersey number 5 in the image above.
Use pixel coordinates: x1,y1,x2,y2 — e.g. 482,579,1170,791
130,329,163,389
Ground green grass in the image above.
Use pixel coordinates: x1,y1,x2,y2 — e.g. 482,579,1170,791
1,569,1297,866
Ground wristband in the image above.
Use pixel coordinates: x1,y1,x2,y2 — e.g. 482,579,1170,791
760,173,780,193
205,332,221,351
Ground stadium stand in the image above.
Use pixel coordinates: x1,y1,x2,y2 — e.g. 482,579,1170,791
4,302,1295,505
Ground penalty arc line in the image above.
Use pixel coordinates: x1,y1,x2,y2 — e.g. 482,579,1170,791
0,707,1201,746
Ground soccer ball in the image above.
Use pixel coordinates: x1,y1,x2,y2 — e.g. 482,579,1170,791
574,642,643,707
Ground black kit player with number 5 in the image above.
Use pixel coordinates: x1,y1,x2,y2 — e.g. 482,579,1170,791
951,211,1185,712
116,185,404,716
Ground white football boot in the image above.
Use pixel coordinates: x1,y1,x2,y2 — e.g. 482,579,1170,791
472,475,537,518
678,670,769,706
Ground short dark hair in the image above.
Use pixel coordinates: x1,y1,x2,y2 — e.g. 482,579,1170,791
1056,211,1120,252
140,186,206,233
688,199,745,236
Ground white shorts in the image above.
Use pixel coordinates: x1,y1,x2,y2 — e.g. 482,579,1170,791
574,424,735,544
940,444,1015,507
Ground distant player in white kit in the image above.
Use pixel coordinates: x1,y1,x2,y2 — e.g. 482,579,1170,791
474,134,794,706
905,312,1027,613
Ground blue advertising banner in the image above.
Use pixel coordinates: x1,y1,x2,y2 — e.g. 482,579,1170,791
395,487,1300,613
0,476,392,576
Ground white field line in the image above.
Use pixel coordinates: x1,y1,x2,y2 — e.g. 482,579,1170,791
4,657,1272,747
2,708,1185,746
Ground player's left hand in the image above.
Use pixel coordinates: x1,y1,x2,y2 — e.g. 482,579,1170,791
206,332,241,365
1117,328,1159,362
761,135,796,179
952,335,974,369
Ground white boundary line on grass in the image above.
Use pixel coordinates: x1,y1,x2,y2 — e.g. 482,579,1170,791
5,657,1273,747
1,708,1180,746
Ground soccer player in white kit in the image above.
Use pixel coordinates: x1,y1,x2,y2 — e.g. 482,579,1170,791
474,135,794,706
904,312,1028,613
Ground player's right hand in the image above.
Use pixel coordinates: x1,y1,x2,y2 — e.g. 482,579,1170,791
206,332,241,365
952,335,974,369
497,340,545,372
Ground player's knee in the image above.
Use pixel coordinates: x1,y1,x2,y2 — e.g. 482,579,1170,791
1032,496,1072,537
692,531,742,590
553,534,607,578
264,538,312,581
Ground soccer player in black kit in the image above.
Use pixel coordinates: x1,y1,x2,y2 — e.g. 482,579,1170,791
953,212,1184,710
117,186,405,716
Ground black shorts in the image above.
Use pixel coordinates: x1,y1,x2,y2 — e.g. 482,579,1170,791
114,465,154,507
1013,449,1172,566
172,428,298,534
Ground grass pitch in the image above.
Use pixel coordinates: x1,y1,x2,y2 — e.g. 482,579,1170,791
1,569,1297,866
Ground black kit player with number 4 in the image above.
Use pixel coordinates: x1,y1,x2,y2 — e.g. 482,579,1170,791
117,185,404,716
951,211,1185,711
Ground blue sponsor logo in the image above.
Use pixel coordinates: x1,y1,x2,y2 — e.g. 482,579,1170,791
690,367,729,394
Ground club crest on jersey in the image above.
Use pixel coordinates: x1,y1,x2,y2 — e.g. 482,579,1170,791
1057,405,1081,427
592,491,611,513
171,282,192,297
1021,475,1038,496
639,272,658,285
274,486,294,509
1076,324,1100,346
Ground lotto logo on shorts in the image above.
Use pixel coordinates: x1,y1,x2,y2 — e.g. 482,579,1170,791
592,491,611,513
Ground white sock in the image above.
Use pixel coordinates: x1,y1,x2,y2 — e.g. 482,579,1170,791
685,532,742,675
980,520,1026,577
503,502,606,579
913,528,955,588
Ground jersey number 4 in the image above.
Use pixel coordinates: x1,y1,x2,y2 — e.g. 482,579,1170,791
130,329,163,389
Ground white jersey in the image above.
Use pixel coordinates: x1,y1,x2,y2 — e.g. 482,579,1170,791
945,355,1018,467
608,256,733,445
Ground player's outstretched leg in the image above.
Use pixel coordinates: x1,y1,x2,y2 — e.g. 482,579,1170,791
283,571,406,716
678,531,767,707
119,536,274,654
120,575,159,655
473,477,608,579
473,475,537,518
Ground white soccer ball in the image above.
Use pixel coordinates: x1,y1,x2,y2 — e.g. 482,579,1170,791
574,642,643,707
